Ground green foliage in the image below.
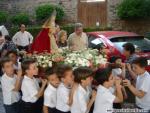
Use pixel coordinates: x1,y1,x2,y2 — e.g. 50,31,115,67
9,25,111,38
62,24,75,35
0,11,8,24
117,0,150,19
9,26,41,37
35,4,65,22
10,13,30,25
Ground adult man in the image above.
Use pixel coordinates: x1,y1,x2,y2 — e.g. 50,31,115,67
12,24,33,51
68,23,88,51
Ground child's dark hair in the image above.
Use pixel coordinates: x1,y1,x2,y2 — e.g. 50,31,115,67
5,35,11,41
45,67,56,77
95,67,112,85
0,57,12,67
132,57,148,68
73,67,94,83
56,64,72,78
6,50,18,57
109,56,121,63
22,58,37,73
123,43,135,54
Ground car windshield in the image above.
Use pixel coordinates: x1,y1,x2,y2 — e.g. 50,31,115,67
110,36,150,53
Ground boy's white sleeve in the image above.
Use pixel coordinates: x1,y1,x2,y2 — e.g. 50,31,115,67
44,92,51,106
139,77,150,93
106,92,116,103
77,92,87,113
1,77,15,92
61,89,69,104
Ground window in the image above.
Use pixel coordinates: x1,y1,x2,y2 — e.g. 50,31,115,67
88,35,105,49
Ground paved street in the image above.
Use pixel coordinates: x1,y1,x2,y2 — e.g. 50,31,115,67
0,88,5,113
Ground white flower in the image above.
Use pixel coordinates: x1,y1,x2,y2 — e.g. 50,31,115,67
48,61,52,67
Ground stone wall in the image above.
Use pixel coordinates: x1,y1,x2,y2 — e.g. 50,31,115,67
0,0,78,22
0,0,150,34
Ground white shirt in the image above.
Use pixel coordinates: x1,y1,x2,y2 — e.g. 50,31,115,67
12,31,33,46
93,85,116,113
109,86,116,94
1,73,20,105
21,76,40,103
136,71,150,110
71,84,91,113
56,83,70,112
44,84,57,108
112,68,122,76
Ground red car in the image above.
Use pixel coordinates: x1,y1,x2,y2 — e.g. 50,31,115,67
87,31,150,72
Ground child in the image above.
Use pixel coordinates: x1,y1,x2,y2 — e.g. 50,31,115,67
109,56,127,108
93,68,123,113
71,67,96,113
1,57,22,113
56,64,74,113
109,56,126,79
43,67,60,113
21,58,47,113
123,57,150,112
6,50,21,71
1,35,17,56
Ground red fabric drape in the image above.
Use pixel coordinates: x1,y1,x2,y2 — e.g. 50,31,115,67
31,28,51,53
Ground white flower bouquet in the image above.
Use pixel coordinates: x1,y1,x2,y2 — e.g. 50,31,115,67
32,48,107,68
64,49,107,68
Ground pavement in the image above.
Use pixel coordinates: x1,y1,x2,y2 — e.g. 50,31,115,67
0,88,5,113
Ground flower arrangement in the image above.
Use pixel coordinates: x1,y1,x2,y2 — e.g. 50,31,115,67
64,49,107,68
32,48,107,68
33,55,53,68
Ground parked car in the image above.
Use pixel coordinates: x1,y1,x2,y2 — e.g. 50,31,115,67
87,31,150,72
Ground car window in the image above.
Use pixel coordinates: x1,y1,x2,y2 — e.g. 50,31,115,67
88,35,105,49
111,36,150,53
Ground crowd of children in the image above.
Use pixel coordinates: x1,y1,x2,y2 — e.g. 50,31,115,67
0,50,150,113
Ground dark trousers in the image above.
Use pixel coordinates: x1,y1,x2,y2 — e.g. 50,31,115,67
48,107,57,113
56,109,71,113
4,102,20,113
20,98,43,113
17,45,29,51
113,103,122,109
125,87,135,103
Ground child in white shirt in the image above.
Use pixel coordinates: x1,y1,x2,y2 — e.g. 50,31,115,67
1,57,22,113
21,58,47,113
43,67,60,113
6,50,21,71
93,67,123,113
110,56,126,79
71,67,96,113
109,56,127,108
123,57,150,113
56,64,74,113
